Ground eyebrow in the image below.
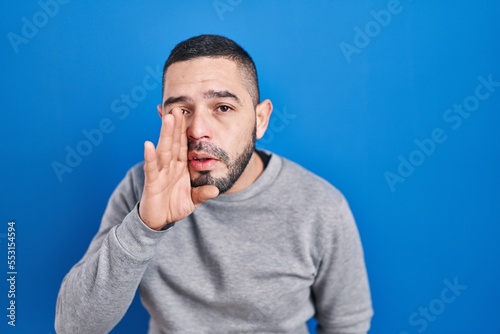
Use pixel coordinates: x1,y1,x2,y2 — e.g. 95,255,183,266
203,90,242,106
163,95,193,109
163,90,242,109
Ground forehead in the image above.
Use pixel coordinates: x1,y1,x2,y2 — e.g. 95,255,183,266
163,57,249,101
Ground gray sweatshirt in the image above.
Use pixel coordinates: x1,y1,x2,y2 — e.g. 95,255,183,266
55,152,373,333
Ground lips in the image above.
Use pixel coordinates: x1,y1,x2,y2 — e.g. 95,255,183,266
188,152,219,171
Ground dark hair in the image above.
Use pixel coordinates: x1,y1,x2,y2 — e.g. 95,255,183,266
162,34,260,106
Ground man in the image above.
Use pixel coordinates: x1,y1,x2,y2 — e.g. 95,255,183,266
55,34,373,333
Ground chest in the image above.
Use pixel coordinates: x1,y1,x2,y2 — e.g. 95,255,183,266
141,209,318,323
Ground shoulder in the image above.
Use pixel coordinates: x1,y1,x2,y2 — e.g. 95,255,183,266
128,161,145,184
274,154,346,207
270,153,354,235
268,153,358,257
109,162,145,205
127,162,145,199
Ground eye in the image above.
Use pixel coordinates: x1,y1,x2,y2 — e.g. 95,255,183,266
216,105,233,113
167,108,190,115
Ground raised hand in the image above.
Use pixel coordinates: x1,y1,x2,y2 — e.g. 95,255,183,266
138,108,219,230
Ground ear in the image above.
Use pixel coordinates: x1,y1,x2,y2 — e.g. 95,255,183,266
157,104,163,118
255,99,273,140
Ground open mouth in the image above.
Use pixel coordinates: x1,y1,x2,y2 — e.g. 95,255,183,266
188,154,219,171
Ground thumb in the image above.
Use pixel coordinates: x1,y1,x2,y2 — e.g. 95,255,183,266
192,185,219,206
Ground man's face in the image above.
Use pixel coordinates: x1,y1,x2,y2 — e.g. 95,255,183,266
160,57,261,194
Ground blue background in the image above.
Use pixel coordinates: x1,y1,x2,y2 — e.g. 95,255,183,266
1,0,499,333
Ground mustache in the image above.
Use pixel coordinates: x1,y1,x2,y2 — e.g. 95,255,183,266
188,140,230,164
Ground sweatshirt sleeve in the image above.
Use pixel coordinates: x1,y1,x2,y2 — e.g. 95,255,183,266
312,196,373,334
55,166,170,334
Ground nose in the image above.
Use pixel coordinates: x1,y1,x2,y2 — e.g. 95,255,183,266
186,109,212,141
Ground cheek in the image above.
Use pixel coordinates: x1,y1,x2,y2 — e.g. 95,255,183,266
227,117,255,154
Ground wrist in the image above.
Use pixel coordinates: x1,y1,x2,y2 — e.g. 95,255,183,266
137,201,174,231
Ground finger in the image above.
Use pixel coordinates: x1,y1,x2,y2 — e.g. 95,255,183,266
143,141,159,184
170,108,183,162
191,185,219,206
179,110,188,162
156,111,175,169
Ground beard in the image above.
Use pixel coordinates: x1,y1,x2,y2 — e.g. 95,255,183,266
189,126,256,194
